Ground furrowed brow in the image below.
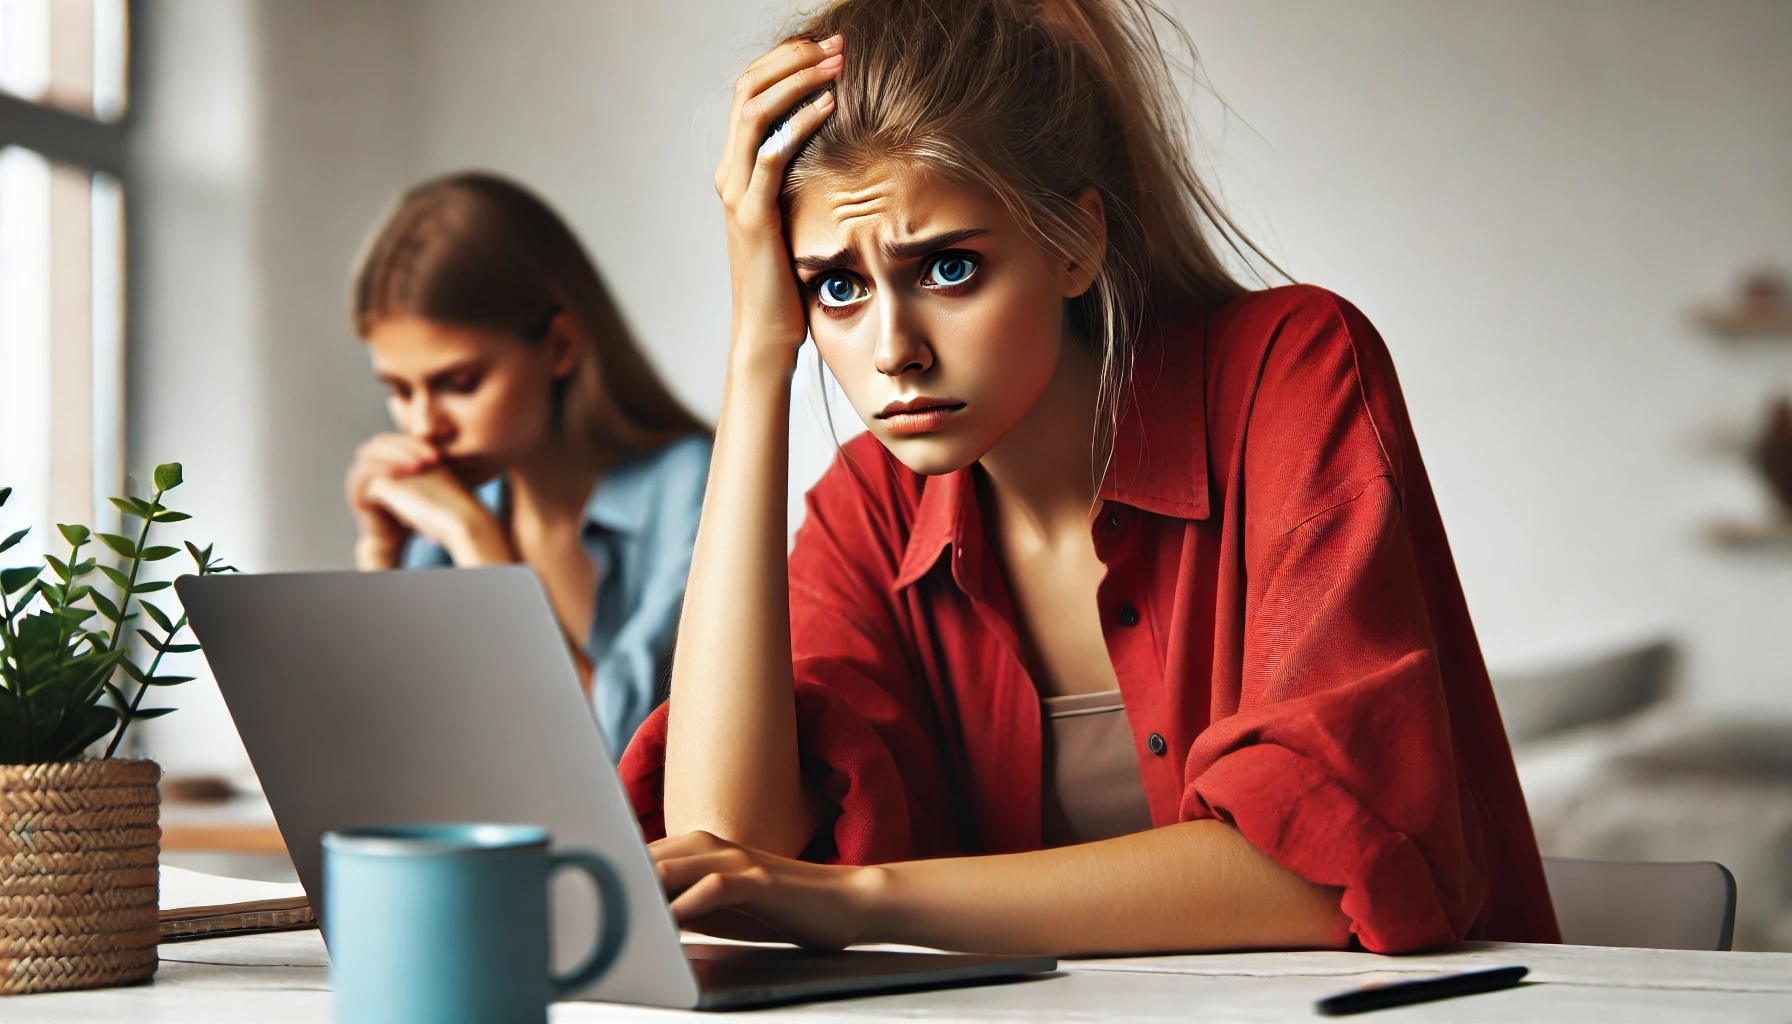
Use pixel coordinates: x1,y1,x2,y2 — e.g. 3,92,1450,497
794,228,991,275
883,228,989,262
794,249,858,275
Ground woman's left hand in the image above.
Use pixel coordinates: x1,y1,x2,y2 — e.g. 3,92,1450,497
363,469,513,566
651,830,884,950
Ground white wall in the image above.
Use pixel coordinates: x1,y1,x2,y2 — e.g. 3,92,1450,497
1177,0,1792,708
130,0,418,773
131,0,1792,774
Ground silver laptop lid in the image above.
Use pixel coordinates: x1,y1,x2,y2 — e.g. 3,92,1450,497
177,566,701,1008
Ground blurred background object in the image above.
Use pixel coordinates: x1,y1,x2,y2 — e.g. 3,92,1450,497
2,0,1788,943
1690,268,1792,340
1752,397,1792,513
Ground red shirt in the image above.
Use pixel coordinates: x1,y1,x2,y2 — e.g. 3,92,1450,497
623,285,1561,953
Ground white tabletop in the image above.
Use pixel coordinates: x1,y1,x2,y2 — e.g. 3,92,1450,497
7,931,1791,1022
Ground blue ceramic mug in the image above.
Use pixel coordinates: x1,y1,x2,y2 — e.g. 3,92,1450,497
322,823,627,1024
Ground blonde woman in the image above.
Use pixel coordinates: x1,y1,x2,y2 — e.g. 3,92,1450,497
629,0,1559,955
345,172,711,759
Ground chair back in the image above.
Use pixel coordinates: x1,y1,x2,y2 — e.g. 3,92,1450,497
1542,857,1736,951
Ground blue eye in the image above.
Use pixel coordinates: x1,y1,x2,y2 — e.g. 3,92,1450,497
923,253,978,289
815,274,867,308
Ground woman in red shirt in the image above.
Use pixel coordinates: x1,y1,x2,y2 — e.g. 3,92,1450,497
626,0,1560,955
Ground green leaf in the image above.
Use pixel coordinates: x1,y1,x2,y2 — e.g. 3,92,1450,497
153,464,183,492
97,565,130,590
0,566,39,596
103,681,130,709
45,555,70,583
70,646,126,689
63,584,93,605
131,707,176,720
184,541,204,567
150,510,191,524
138,545,179,561
0,486,10,506
90,590,122,623
132,580,172,593
135,629,194,653
140,600,175,633
140,674,193,687
69,557,96,579
96,533,137,558
0,527,27,554
40,705,118,761
57,524,90,546
109,496,155,520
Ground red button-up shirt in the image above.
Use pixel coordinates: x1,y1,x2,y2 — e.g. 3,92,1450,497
623,285,1561,952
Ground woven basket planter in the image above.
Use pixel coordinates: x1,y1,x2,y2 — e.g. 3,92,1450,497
0,759,160,995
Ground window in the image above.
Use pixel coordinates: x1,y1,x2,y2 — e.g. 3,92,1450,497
0,0,130,564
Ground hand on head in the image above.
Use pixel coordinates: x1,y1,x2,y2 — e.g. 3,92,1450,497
717,34,843,369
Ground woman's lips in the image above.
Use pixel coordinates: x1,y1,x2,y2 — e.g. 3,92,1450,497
878,402,966,436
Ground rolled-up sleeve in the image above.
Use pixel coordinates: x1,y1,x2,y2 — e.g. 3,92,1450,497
1180,476,1485,952
1177,291,1495,952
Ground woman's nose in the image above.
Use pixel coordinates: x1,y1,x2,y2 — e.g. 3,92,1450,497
404,396,454,445
873,301,933,377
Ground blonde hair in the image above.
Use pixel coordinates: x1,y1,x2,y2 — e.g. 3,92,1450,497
351,171,708,455
783,0,1273,470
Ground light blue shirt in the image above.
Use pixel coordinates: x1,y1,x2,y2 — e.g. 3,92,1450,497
402,434,710,760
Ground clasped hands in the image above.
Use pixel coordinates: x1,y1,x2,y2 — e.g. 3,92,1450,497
346,434,513,569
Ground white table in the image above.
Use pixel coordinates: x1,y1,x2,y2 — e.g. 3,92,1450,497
6,931,1791,1022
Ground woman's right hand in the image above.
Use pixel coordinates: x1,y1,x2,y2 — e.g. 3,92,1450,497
345,433,439,570
715,34,843,372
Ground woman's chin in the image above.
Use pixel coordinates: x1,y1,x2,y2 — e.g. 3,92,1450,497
878,433,987,477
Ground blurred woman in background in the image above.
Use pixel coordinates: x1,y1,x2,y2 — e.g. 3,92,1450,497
345,171,710,759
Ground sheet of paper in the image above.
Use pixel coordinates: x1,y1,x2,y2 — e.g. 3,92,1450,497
159,864,305,912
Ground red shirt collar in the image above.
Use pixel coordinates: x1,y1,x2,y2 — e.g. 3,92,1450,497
893,306,1211,591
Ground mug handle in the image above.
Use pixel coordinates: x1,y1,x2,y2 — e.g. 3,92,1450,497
547,848,629,997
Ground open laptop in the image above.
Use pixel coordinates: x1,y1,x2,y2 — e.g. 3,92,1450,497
176,566,1054,1010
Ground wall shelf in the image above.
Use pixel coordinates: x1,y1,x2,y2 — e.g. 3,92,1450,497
1688,269,1792,341
1688,308,1792,341
1707,519,1792,551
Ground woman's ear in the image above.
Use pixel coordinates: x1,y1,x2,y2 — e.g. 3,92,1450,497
544,311,581,379
1062,187,1107,300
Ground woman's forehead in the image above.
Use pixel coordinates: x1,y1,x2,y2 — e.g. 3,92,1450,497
786,168,1010,262
365,316,516,374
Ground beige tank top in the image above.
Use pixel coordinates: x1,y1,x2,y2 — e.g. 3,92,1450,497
1039,690,1155,847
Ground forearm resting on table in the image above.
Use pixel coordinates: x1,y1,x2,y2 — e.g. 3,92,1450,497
862,820,1350,956
662,348,814,855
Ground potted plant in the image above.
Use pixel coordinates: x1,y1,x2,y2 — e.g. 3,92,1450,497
0,464,232,995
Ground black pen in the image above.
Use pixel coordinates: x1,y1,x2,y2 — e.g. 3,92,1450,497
1315,965,1529,1016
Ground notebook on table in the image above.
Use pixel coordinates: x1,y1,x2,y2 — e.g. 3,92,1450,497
159,865,315,941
